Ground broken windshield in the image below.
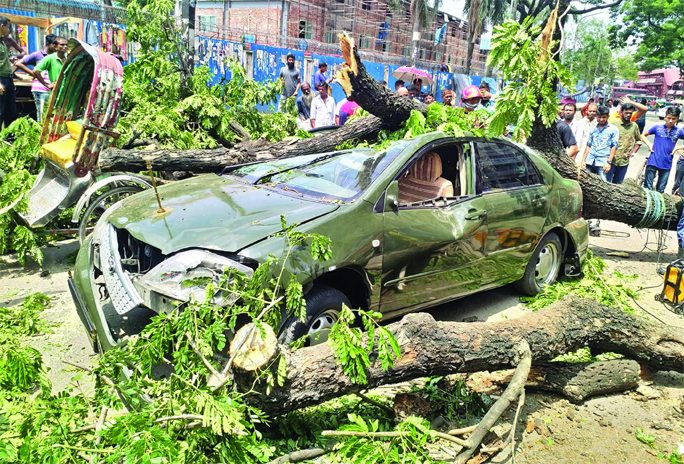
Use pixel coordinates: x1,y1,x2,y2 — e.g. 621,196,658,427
228,142,409,202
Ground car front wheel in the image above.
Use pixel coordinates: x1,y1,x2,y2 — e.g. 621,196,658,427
514,232,562,296
278,285,350,346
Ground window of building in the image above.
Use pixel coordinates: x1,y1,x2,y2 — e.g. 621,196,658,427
435,51,442,62
451,25,457,37
198,15,217,32
381,41,390,52
419,49,426,59
359,34,371,49
362,0,371,10
325,26,336,43
299,20,312,39
402,45,410,56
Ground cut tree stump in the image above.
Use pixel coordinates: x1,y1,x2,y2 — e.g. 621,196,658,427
230,296,684,416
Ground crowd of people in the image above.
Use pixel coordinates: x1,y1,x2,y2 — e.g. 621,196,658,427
279,54,496,131
557,93,684,268
0,15,68,127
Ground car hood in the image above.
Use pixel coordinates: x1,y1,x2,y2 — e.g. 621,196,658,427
106,174,339,255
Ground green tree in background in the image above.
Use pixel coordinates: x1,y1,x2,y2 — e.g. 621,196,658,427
609,0,684,75
564,18,639,92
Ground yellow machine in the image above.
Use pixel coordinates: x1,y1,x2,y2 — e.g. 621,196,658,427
658,260,684,315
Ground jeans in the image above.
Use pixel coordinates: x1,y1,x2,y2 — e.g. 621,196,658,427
643,164,670,193
606,163,629,184
585,163,607,181
672,158,684,194
33,91,50,123
0,77,16,129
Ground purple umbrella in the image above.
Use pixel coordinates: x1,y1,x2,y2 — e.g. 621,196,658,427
391,66,435,86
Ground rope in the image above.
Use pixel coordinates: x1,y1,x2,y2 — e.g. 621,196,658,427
635,187,668,229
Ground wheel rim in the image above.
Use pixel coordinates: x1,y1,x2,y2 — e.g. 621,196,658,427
535,241,560,286
306,309,339,346
79,186,143,244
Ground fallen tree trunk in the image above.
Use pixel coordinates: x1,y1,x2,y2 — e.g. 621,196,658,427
466,359,641,403
234,296,684,416
101,34,683,230
99,113,389,173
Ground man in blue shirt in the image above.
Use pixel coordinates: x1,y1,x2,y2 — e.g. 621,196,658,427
313,62,332,88
581,105,619,181
641,106,684,193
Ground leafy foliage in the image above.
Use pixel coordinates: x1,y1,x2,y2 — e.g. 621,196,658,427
520,249,638,313
0,118,47,265
409,376,491,423
0,293,51,392
119,0,296,149
486,17,575,140
0,219,405,463
609,0,684,75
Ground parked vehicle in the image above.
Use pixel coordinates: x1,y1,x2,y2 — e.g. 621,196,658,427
656,106,674,120
70,132,589,353
17,38,150,242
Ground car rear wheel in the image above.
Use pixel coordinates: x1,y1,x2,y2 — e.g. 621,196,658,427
514,232,562,296
278,285,350,346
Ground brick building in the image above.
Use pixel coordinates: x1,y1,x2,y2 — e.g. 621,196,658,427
195,0,488,73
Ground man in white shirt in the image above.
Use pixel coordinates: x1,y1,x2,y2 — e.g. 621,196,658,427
574,103,598,164
310,82,336,129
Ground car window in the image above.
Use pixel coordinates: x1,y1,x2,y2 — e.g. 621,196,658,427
229,141,410,202
475,141,542,193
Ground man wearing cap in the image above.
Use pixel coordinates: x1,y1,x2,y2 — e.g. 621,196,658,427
296,82,316,130
461,85,481,114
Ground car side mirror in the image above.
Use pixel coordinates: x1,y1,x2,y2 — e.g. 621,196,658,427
385,180,399,212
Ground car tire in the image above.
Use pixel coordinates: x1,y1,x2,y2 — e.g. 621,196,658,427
278,285,350,346
514,232,562,296
660,117,665,120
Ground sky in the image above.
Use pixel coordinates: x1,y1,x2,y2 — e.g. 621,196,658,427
441,0,466,20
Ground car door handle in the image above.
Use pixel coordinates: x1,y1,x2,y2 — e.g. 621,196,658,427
465,209,487,221
532,196,547,207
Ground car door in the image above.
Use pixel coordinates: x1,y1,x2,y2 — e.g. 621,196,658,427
378,142,487,318
474,140,551,286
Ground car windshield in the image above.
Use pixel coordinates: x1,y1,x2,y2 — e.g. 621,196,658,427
228,141,410,202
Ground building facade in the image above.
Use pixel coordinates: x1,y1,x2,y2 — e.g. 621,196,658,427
195,0,489,73
634,68,682,99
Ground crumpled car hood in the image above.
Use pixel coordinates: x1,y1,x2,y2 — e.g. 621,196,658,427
106,174,338,255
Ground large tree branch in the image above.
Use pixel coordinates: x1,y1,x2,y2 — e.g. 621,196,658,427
236,296,684,415
569,0,624,15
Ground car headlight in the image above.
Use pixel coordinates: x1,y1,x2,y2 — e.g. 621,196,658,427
139,249,254,306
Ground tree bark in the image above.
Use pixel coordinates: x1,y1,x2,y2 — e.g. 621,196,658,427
99,115,387,172
235,296,684,416
466,359,641,403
